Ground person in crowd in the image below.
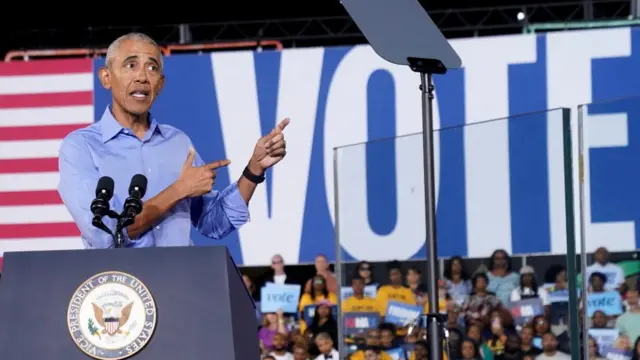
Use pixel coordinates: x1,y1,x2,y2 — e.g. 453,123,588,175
409,340,428,360
588,336,606,360
299,275,338,332
355,261,377,287
546,266,568,292
460,338,482,360
493,333,522,360
486,309,516,355
379,323,396,350
587,247,625,290
305,254,338,294
313,332,339,360
590,310,613,329
466,323,494,360
307,300,338,346
531,315,550,342
243,274,262,322
375,261,416,316
267,332,294,360
510,265,550,314
259,309,288,353
588,272,608,293
350,329,393,360
630,337,640,360
264,254,300,287
406,266,429,307
444,256,472,306
616,289,640,343
519,325,542,357
463,272,502,328
343,276,379,313
486,250,520,306
292,342,310,360
538,332,570,360
446,301,464,332
447,327,464,360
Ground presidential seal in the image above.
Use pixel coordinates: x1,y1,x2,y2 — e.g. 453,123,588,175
67,271,157,360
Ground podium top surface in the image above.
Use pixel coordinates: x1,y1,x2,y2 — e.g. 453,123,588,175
341,0,462,70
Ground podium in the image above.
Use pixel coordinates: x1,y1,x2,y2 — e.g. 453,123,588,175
0,246,259,360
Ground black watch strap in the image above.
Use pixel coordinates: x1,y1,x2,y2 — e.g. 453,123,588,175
243,166,265,184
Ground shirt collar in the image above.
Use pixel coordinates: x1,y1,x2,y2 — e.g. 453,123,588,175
99,106,164,143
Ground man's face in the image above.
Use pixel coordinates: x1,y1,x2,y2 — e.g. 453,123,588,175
272,333,286,350
594,247,608,264
316,338,333,354
627,290,639,306
365,330,380,346
389,269,402,284
293,346,308,360
271,255,284,273
100,39,164,117
542,333,557,352
380,329,394,347
352,278,365,295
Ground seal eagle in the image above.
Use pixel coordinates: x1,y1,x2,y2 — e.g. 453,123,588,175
92,302,133,336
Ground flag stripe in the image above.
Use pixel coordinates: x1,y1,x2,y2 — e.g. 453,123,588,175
0,139,62,160
0,74,93,95
0,158,58,174
0,59,92,76
0,105,94,128
0,91,92,109
0,204,72,224
0,124,84,141
0,172,59,192
0,190,62,206
0,237,83,255
0,223,80,239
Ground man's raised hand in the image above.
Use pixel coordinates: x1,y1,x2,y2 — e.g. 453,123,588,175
176,147,230,198
249,118,290,174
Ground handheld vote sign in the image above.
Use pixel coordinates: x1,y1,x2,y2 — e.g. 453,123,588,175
509,298,543,326
384,301,422,326
342,312,380,335
586,291,623,317
260,284,301,313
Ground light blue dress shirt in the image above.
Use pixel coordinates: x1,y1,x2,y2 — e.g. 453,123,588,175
58,107,250,249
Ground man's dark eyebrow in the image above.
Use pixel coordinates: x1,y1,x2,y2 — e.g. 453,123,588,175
123,55,139,63
148,57,160,66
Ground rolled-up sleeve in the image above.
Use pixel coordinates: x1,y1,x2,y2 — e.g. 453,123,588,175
189,150,250,239
58,133,116,249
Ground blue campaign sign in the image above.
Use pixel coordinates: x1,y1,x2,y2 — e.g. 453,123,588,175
509,298,544,326
340,285,379,300
588,328,619,355
343,312,380,335
603,347,632,360
303,304,338,324
260,284,302,313
384,301,422,326
586,291,623,317
386,348,407,360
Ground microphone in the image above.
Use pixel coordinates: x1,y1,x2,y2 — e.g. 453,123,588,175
123,174,147,220
91,176,114,218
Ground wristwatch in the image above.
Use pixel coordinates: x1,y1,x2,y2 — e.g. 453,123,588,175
243,166,265,184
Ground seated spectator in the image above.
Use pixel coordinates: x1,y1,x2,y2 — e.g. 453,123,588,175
292,342,310,360
486,250,519,307
460,338,482,360
313,332,339,360
406,266,429,307
510,265,550,316
376,261,416,316
590,310,613,329
531,315,550,343
355,261,378,287
588,272,608,293
267,332,294,360
463,273,502,328
587,247,625,291
304,254,337,294
538,332,570,360
447,328,464,359
588,336,606,360
350,329,393,360
444,256,472,306
307,300,338,347
466,324,494,360
519,326,541,356
343,276,379,313
485,309,516,355
264,254,301,287
299,275,337,332
259,309,288,353
409,340,429,360
378,323,397,350
616,289,640,345
493,333,522,360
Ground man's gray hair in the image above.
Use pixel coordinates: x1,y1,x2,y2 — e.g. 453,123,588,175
105,32,163,69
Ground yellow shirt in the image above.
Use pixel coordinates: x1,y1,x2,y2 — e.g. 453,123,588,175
409,349,448,360
343,295,380,313
423,298,448,313
375,285,416,316
297,292,337,333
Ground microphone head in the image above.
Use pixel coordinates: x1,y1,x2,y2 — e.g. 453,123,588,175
95,176,114,199
129,174,148,198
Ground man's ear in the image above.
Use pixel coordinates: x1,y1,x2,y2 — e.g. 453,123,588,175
98,66,111,90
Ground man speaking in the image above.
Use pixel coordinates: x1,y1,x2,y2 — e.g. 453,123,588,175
58,33,288,249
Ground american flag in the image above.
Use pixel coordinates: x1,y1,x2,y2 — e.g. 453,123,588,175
0,58,93,269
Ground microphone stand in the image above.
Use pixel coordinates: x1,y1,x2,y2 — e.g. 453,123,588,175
93,210,137,249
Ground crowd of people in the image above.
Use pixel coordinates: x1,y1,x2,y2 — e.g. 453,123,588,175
242,247,640,360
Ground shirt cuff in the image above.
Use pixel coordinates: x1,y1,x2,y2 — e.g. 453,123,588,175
219,182,251,228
